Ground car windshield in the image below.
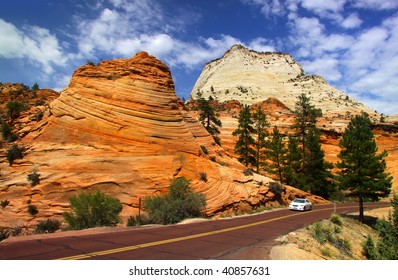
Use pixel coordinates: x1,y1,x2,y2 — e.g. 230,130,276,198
293,199,305,203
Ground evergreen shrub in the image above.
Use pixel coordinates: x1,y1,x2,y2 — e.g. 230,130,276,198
143,177,206,225
63,190,122,230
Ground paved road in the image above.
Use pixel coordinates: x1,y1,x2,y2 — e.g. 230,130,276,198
0,202,388,260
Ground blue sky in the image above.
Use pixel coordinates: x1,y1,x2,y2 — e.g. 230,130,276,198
1,0,398,115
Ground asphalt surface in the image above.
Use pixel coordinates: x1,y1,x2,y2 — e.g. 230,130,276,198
0,202,388,260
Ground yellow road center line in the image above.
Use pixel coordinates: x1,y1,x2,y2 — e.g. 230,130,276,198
57,205,357,260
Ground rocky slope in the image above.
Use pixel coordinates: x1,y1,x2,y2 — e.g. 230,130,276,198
0,53,325,230
190,44,380,132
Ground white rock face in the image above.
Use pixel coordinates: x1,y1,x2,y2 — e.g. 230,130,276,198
190,45,378,120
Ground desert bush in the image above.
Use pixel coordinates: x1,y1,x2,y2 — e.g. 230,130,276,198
200,145,208,155
330,213,343,226
6,101,27,120
312,222,337,245
35,219,61,234
11,226,23,236
1,122,17,142
63,190,122,230
143,177,206,225
6,144,24,165
199,172,208,182
127,215,137,227
1,199,10,209
311,217,354,257
27,170,40,186
320,247,332,257
126,215,149,227
0,228,10,241
27,204,38,216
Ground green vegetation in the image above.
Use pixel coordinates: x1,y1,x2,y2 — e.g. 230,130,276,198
6,144,24,165
310,214,352,256
196,92,222,145
0,228,9,242
35,219,61,234
292,92,322,163
252,106,269,173
337,113,392,222
143,177,206,225
27,204,38,216
265,126,287,184
199,172,208,182
283,136,303,188
330,213,343,226
290,93,334,198
31,82,39,92
1,199,10,209
126,215,146,227
6,101,27,121
63,190,122,230
233,104,255,167
363,195,398,259
27,170,40,186
1,122,17,142
303,127,335,197
230,93,334,199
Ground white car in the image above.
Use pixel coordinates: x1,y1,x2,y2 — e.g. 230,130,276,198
289,198,312,211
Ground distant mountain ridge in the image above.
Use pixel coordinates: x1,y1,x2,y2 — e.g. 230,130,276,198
189,45,379,123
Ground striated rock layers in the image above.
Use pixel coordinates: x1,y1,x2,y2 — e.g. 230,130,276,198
0,52,325,230
189,45,379,131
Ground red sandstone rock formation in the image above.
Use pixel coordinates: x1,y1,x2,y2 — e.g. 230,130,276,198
1,52,325,230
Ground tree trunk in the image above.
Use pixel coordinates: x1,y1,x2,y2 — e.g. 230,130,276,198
359,195,364,222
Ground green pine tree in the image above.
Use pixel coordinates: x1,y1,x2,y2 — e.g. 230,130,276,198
363,194,398,259
196,92,222,145
292,93,322,165
266,126,288,183
284,135,304,188
303,127,335,198
233,105,255,167
252,106,270,173
337,113,392,222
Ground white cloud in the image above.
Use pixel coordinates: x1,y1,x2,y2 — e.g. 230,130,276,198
302,57,342,81
241,0,286,16
74,1,276,70
288,15,354,59
341,13,363,29
274,0,398,115
344,27,389,71
352,0,398,10
298,0,347,15
247,37,276,52
342,14,398,115
0,18,67,74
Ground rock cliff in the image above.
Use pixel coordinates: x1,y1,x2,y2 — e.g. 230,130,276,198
0,52,324,230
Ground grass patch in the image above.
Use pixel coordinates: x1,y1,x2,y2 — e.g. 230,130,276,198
309,213,354,257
